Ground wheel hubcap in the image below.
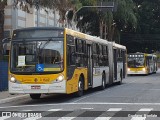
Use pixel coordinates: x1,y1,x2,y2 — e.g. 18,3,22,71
79,81,82,91
103,80,105,87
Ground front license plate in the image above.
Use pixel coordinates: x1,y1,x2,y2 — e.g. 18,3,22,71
31,86,41,89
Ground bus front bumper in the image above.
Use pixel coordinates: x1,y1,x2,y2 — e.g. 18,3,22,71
9,80,66,94
127,70,147,75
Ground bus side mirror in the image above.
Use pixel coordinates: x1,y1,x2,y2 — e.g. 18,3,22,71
2,38,11,55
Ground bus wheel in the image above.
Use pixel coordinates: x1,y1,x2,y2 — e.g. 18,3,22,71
30,94,41,99
100,73,106,90
118,70,123,85
75,77,84,97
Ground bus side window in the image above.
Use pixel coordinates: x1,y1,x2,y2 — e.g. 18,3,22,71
92,43,97,54
146,57,149,66
117,49,122,62
92,43,99,67
67,35,76,66
102,45,108,66
96,44,100,54
99,45,103,66
75,39,86,67
70,46,76,65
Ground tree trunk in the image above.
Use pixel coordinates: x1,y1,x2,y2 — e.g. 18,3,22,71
99,20,103,39
108,24,115,41
104,21,107,40
111,25,115,42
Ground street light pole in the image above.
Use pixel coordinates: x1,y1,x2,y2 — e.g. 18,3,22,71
34,0,40,27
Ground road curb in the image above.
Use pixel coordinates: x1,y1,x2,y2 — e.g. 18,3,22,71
0,94,29,104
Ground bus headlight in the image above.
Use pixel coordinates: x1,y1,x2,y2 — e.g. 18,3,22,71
54,74,64,83
142,68,146,71
57,75,64,81
10,76,16,83
128,68,130,71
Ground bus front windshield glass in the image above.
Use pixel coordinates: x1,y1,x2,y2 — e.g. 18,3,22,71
128,55,144,68
11,40,64,73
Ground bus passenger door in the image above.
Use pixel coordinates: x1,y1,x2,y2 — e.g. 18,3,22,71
122,51,126,78
87,44,93,87
114,49,117,80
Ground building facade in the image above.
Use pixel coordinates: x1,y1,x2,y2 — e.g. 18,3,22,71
4,0,62,38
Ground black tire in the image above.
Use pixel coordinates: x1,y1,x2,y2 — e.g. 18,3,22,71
100,73,106,90
75,77,84,97
30,94,41,99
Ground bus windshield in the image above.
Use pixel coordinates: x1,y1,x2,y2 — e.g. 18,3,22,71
128,55,144,68
11,39,64,73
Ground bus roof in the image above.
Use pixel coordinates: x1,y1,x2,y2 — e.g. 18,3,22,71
65,28,109,45
111,42,126,50
128,53,157,57
13,27,64,32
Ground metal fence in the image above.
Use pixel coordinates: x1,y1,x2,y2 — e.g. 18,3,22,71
0,61,8,91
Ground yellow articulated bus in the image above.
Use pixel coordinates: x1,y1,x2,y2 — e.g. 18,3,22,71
3,27,127,99
127,53,158,75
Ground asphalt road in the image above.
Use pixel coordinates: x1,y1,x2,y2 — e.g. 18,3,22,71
1,70,160,120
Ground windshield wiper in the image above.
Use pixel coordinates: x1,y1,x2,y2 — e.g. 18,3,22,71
41,38,52,50
37,38,53,63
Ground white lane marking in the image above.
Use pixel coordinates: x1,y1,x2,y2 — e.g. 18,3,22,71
57,117,75,120
138,108,153,111
57,108,86,120
0,103,160,109
94,108,122,120
94,117,110,120
48,109,62,111
107,108,122,111
131,108,153,120
22,110,32,111
81,108,93,110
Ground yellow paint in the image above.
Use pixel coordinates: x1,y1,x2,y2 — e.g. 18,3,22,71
44,68,61,71
129,67,148,74
10,72,65,84
65,28,86,39
66,68,88,94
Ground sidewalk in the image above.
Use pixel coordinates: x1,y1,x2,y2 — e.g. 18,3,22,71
0,90,29,104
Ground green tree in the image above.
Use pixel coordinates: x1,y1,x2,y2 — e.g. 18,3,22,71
122,0,160,53
133,0,160,34
111,0,137,42
75,0,99,35
75,0,137,43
